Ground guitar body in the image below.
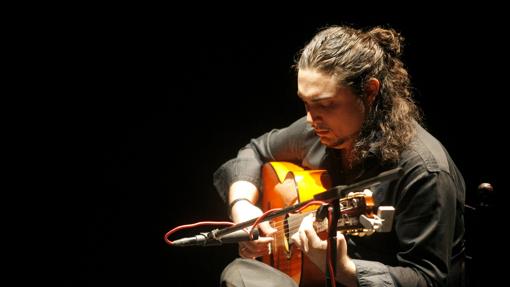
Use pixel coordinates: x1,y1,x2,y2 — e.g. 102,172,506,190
261,162,332,287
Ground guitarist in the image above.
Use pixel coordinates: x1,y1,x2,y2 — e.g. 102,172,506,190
214,25,465,287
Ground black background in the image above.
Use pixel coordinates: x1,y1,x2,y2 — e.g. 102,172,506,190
82,7,505,286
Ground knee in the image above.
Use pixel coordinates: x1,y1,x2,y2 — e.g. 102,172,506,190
220,258,246,286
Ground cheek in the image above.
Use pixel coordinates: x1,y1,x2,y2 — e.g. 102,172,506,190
345,100,367,126
329,107,365,134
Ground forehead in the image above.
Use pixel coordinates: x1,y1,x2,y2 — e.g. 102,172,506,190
297,69,344,102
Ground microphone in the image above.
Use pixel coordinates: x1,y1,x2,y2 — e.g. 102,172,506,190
172,228,259,247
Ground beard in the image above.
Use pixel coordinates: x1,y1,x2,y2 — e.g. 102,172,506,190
316,132,348,149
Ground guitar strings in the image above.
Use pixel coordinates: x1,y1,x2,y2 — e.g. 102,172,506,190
253,206,362,241
253,210,316,241
264,205,362,230
266,211,312,229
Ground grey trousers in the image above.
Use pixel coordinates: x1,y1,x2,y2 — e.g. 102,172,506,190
220,258,298,287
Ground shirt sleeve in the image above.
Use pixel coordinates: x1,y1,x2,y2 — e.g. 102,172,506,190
352,259,395,286
213,117,311,202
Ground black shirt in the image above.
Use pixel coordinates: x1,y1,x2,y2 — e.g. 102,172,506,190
213,116,465,286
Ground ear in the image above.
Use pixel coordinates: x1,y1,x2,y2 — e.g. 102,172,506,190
364,78,380,107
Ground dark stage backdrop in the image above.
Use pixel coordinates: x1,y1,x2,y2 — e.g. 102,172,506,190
84,9,505,287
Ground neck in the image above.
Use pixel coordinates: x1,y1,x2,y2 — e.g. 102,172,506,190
339,148,356,170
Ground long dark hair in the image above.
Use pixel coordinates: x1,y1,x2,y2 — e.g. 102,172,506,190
296,25,422,163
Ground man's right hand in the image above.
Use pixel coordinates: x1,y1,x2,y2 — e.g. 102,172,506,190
230,200,277,259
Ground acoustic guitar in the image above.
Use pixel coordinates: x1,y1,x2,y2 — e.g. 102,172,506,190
260,161,384,287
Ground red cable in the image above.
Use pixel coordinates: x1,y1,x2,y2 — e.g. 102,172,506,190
164,221,234,246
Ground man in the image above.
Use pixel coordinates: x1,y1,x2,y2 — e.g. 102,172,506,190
213,25,465,286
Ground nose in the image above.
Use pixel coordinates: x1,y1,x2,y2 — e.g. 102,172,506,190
306,111,313,124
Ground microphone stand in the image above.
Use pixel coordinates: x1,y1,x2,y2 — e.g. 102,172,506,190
325,197,340,287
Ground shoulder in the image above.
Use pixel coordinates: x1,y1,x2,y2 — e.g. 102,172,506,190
287,116,312,133
390,123,464,212
399,122,452,175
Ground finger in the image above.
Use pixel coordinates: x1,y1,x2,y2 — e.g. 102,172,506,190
249,242,270,253
239,245,254,259
239,242,260,258
243,236,273,251
301,213,316,226
240,244,268,258
299,229,309,252
259,221,277,236
241,240,271,255
238,244,248,258
238,242,249,252
336,231,347,249
255,236,274,243
290,231,301,248
300,214,318,251
305,228,327,250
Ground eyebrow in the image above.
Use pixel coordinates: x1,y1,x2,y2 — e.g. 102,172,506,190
297,91,335,102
